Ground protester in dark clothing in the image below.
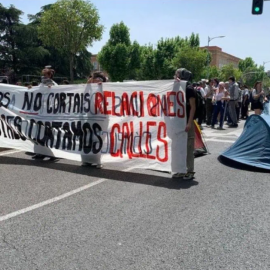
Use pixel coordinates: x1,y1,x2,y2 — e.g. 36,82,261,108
81,71,107,169
241,85,249,119
227,76,238,128
173,68,196,180
236,85,243,121
196,81,205,129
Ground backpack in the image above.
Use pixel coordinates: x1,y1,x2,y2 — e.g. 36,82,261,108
194,90,204,119
186,85,204,120
245,90,251,106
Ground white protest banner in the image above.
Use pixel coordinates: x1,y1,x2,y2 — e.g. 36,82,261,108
0,80,187,173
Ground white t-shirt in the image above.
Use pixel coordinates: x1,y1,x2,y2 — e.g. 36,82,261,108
214,91,225,102
252,89,264,103
204,86,213,99
244,89,249,96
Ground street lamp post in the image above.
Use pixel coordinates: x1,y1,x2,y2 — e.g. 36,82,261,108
207,36,225,79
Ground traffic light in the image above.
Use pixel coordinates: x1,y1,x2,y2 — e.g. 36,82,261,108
252,0,264,15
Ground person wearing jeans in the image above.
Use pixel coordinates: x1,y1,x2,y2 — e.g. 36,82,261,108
211,82,228,130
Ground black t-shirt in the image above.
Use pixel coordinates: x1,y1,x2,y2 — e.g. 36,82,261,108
186,85,196,122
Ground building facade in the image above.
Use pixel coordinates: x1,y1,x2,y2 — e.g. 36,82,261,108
201,46,242,68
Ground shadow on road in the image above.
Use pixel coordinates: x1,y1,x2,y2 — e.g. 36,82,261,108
0,156,199,190
218,156,270,173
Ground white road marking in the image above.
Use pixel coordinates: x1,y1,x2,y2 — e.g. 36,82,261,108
0,166,137,223
0,179,106,222
0,150,22,156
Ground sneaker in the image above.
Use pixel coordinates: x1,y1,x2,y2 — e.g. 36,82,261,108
211,125,215,129
96,164,103,169
183,172,195,180
172,173,186,179
228,123,238,128
216,126,225,130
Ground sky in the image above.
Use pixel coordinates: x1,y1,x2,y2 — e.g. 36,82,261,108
2,0,270,70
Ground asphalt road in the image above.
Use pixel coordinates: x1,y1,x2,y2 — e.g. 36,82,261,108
1,119,270,270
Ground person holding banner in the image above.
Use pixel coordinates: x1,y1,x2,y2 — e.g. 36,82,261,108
40,66,58,87
32,67,59,161
81,71,107,169
173,69,196,180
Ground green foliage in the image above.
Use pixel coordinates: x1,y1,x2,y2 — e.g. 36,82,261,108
98,22,139,82
108,22,131,46
99,43,129,82
238,57,256,72
27,4,53,25
0,2,96,82
128,41,142,79
201,65,220,80
138,45,157,80
154,36,183,79
0,4,24,74
189,32,200,48
219,64,242,82
173,47,208,81
241,66,264,88
38,0,103,82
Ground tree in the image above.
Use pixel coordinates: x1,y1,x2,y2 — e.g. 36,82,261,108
15,16,53,76
98,22,141,82
154,36,184,79
241,66,264,88
238,57,256,72
173,47,208,81
219,64,242,82
201,65,220,80
138,45,157,80
127,41,141,79
0,4,23,74
38,0,103,82
189,32,200,48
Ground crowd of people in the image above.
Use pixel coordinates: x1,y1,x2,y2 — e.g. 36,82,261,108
173,69,269,180
192,77,268,131
1,66,268,181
